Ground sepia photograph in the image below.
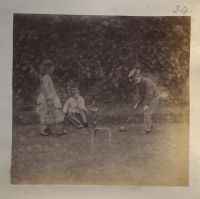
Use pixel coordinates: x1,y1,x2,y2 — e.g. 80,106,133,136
11,14,190,186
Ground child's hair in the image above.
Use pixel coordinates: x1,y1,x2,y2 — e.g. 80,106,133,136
40,59,55,75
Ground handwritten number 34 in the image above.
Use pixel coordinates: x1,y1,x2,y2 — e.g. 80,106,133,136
173,6,190,15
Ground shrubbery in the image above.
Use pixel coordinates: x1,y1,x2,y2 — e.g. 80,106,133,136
13,15,190,109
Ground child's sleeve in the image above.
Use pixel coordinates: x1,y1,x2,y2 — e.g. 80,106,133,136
143,79,154,106
41,76,52,100
63,99,70,114
36,105,40,114
78,97,87,111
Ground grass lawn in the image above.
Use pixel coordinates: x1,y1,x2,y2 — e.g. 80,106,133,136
11,102,189,186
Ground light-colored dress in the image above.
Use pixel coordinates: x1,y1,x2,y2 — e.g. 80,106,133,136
36,74,64,125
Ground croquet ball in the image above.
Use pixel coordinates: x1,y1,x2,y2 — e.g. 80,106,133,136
120,126,125,131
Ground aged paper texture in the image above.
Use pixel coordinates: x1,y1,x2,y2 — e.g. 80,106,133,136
0,0,200,199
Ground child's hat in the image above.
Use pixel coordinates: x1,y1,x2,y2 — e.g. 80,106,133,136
128,64,141,78
128,68,136,78
71,87,79,94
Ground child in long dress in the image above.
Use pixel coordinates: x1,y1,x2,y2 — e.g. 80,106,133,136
36,60,65,136
63,87,88,128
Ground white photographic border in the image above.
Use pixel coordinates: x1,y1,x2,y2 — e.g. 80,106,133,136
0,0,199,198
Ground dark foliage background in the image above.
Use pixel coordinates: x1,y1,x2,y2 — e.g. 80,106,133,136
13,14,190,110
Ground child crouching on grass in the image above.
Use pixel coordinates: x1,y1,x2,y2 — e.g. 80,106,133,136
36,59,65,136
63,87,88,128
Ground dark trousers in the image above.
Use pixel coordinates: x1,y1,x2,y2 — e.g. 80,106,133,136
144,97,159,131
